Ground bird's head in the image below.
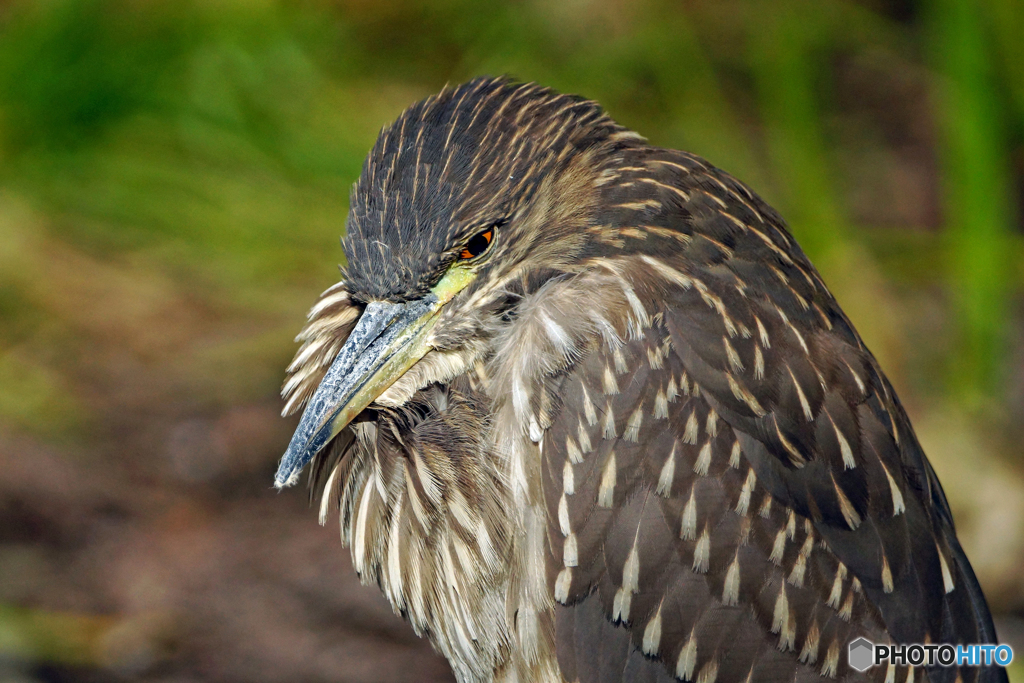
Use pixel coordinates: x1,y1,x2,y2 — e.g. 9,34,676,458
275,77,643,488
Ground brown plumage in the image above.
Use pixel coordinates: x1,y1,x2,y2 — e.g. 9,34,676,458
275,77,1004,683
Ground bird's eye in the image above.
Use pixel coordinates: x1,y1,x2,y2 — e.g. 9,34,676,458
460,228,494,260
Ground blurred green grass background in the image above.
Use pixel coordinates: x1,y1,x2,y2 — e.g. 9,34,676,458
0,0,1022,681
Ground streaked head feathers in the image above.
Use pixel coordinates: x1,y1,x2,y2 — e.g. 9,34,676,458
342,76,631,302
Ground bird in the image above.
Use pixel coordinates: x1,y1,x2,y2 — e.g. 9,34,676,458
273,77,1005,683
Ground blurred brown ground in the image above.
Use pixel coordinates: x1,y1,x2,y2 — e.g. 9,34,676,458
0,0,1022,681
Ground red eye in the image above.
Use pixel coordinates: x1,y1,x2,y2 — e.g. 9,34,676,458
460,228,494,259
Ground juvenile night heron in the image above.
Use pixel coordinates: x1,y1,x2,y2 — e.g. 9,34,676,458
275,78,1004,683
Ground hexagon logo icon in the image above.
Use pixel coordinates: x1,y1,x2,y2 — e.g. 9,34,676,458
848,637,875,672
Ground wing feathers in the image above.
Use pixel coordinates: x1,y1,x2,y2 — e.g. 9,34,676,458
541,147,1002,683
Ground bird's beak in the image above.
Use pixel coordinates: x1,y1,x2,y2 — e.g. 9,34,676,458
274,266,476,488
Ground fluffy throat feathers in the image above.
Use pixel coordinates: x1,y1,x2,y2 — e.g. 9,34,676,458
303,261,658,683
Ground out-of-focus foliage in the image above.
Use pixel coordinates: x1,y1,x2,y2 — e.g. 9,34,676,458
0,0,1021,681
